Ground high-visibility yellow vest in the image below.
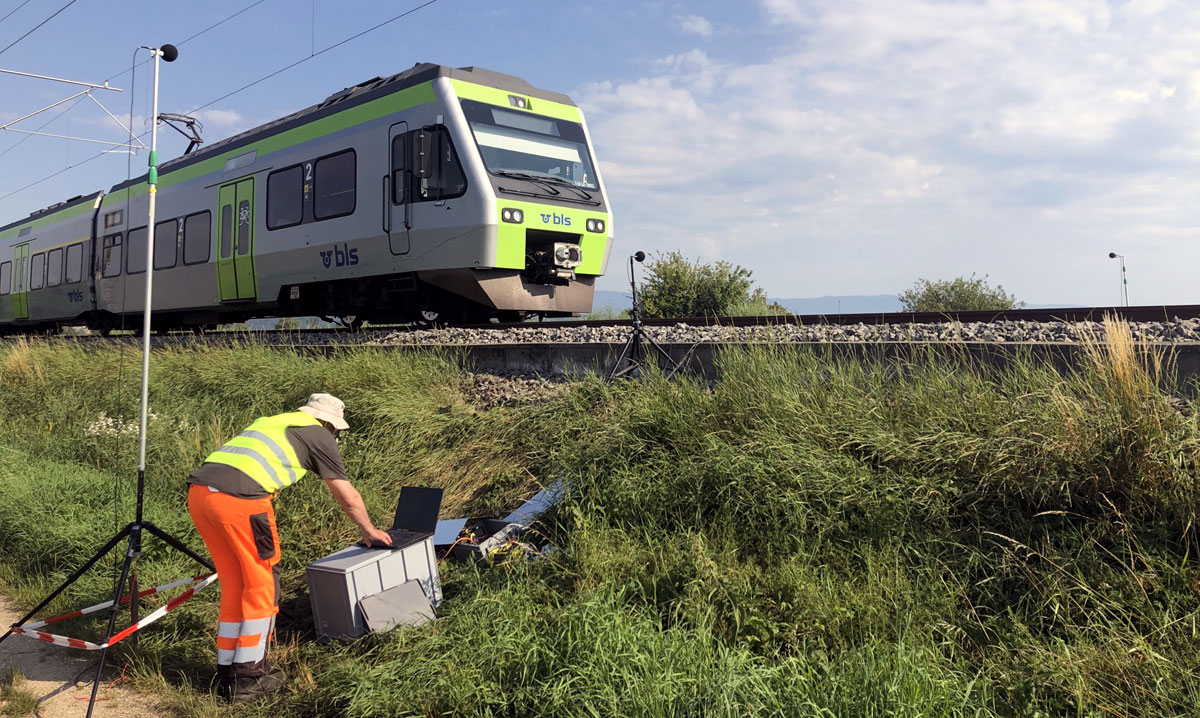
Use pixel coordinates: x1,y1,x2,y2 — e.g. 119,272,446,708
204,411,321,493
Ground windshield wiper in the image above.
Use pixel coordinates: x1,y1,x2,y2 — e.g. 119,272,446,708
527,174,594,201
496,184,602,206
493,170,560,196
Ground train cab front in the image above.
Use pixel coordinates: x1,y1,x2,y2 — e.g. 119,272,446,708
420,82,612,318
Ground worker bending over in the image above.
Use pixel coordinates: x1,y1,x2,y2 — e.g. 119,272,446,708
187,393,392,702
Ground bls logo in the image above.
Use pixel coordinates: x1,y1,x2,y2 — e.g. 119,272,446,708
67,290,84,303
320,243,359,268
539,213,572,227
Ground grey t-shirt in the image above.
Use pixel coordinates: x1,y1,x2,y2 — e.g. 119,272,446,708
187,425,348,498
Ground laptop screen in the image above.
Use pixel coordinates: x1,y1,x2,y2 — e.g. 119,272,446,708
391,487,443,533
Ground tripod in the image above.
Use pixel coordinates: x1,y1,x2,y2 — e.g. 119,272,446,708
607,251,685,381
0,43,213,718
0,472,214,716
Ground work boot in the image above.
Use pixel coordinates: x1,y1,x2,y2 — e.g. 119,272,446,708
230,668,286,703
213,664,234,702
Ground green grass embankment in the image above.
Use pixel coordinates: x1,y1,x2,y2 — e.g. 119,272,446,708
0,328,1198,717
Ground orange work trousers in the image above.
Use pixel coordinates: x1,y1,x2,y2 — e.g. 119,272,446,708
187,484,280,677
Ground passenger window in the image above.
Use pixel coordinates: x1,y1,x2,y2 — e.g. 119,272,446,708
237,200,251,255
154,219,178,270
183,212,211,265
65,243,83,284
29,253,45,290
313,150,356,220
126,227,147,274
102,234,122,278
46,248,63,288
0,262,10,295
220,206,232,259
267,166,303,229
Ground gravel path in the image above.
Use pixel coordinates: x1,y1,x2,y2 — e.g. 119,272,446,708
0,594,166,717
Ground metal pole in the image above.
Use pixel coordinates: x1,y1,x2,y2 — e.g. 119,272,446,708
136,48,161,508
1121,257,1129,307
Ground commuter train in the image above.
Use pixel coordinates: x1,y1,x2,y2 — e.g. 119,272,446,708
0,63,613,331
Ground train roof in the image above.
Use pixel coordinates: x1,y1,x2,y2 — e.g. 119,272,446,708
110,63,576,193
0,191,102,237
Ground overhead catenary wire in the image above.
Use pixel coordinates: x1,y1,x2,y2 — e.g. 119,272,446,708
0,0,442,203
0,0,37,27
0,0,81,58
0,0,270,161
188,0,441,114
0,0,274,198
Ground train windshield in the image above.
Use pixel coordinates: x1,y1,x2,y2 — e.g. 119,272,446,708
461,99,599,191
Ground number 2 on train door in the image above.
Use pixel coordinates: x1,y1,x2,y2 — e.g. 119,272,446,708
217,178,256,301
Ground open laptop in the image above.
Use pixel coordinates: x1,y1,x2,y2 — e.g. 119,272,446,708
360,486,443,550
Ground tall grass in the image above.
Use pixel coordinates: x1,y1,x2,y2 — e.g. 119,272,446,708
0,329,1198,716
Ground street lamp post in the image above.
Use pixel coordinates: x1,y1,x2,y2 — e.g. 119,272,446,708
1107,252,1128,307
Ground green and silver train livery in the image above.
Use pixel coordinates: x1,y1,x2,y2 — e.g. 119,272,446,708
0,63,612,330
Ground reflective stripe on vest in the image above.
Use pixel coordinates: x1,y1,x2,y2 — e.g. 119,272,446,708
204,411,321,493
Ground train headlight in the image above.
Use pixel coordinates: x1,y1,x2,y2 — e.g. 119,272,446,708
586,218,606,233
502,208,524,224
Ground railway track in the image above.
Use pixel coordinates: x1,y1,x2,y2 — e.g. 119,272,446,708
7,303,1199,342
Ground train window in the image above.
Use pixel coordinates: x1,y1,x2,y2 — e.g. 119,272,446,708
237,200,251,255
313,150,356,220
104,209,123,229
220,206,233,259
46,248,63,288
0,262,10,295
126,227,147,274
267,166,303,229
422,127,467,202
391,135,406,204
102,234,122,278
183,211,211,265
392,127,466,204
29,253,45,290
65,243,83,284
154,219,178,270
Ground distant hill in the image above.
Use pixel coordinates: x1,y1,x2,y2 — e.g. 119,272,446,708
590,291,903,315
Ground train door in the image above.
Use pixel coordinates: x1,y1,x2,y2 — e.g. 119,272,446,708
12,243,29,320
217,177,257,301
386,121,410,255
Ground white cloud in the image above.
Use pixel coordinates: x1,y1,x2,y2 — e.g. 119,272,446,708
677,14,714,38
194,108,255,138
579,0,1200,304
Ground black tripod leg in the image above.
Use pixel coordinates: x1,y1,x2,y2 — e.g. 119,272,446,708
0,523,132,644
85,537,137,718
607,333,639,381
142,522,215,571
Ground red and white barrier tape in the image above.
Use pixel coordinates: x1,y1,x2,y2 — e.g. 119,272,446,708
9,573,217,651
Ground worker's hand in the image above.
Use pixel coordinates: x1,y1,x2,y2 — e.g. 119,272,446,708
362,527,392,547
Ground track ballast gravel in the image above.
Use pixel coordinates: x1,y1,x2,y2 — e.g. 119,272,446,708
356,318,1200,346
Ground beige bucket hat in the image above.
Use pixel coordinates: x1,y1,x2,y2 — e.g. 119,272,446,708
297,393,349,431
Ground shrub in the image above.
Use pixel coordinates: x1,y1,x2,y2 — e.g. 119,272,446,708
639,251,759,318
899,274,1023,312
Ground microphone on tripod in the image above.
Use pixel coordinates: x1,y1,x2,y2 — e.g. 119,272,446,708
607,251,683,381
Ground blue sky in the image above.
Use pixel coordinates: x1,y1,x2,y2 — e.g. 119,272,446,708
1,0,1198,305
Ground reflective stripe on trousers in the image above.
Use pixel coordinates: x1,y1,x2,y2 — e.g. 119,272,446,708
233,616,274,665
216,621,239,666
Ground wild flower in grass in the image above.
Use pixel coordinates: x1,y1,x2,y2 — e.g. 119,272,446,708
84,412,159,439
